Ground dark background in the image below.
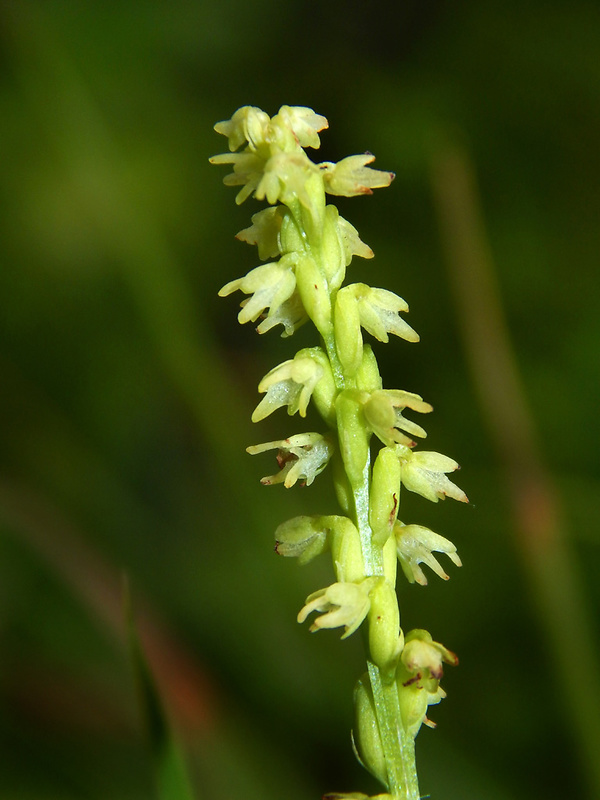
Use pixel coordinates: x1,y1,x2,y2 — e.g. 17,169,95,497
1,1,599,798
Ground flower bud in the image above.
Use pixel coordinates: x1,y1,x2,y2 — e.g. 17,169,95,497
334,286,363,376
353,674,387,786
298,170,327,239
321,205,346,290
356,345,382,394
278,208,306,255
295,254,332,336
370,447,401,546
367,579,402,674
336,390,371,485
329,517,365,583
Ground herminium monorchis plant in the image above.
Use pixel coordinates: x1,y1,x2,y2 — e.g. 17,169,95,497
211,105,468,800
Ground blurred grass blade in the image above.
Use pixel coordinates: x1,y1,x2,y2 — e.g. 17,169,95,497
430,139,600,799
125,578,197,800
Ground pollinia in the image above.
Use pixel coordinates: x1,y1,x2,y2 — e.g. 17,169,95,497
211,106,468,800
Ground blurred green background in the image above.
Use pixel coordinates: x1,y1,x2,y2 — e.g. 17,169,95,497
1,1,599,798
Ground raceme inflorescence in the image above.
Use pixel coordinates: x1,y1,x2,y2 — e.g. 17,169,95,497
211,105,468,800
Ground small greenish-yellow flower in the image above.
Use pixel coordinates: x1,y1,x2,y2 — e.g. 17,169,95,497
218,257,298,327
396,445,469,503
213,105,271,152
363,389,432,447
235,206,285,260
397,629,457,736
353,283,419,344
276,105,328,149
211,106,322,206
255,292,308,337
401,629,458,681
247,432,334,488
255,151,317,208
320,153,394,196
252,352,325,422
213,105,327,155
394,521,461,585
273,515,332,563
297,578,378,638
209,150,269,205
273,514,361,571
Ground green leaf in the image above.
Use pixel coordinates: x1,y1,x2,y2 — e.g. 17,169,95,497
124,578,196,800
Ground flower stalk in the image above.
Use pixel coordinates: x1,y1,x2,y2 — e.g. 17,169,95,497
212,105,468,799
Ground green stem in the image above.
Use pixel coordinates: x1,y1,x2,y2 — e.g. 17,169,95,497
368,662,420,800
333,353,418,799
292,185,420,800
351,459,419,800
